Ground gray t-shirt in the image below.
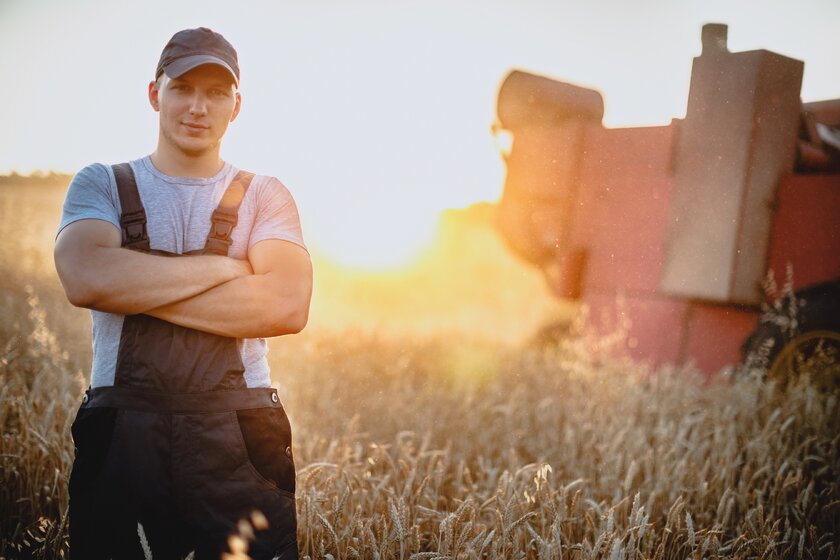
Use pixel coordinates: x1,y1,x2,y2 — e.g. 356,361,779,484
57,155,308,389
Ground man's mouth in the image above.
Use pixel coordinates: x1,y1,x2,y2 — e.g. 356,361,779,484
182,122,209,130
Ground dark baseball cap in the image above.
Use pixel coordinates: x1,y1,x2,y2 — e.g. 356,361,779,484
155,27,240,87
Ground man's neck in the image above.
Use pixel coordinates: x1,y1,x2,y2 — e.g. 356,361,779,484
150,147,225,178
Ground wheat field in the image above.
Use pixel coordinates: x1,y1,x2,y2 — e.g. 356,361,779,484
1,182,838,559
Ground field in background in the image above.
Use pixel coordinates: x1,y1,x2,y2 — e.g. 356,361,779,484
1,181,838,558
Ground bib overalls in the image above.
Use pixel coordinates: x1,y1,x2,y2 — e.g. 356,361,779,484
68,163,299,560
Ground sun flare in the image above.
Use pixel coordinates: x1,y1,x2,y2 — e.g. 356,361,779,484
313,211,440,271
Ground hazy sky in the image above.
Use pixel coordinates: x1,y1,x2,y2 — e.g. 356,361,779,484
1,0,838,267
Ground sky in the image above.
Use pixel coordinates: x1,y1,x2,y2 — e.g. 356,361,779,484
1,0,838,268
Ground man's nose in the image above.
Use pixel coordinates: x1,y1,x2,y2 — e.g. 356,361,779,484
189,93,208,115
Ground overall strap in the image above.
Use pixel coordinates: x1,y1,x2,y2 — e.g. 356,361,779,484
204,170,256,256
112,163,150,250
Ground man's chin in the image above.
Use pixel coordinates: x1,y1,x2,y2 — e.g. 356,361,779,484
179,147,209,158
176,142,216,159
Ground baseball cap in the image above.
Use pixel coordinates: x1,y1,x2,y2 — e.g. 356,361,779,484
155,27,240,87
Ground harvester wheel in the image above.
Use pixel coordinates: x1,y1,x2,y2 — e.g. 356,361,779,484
740,280,840,390
767,330,840,391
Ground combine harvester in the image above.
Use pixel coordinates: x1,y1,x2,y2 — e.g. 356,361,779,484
493,24,840,381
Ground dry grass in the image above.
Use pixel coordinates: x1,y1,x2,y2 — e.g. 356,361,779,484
1,184,838,558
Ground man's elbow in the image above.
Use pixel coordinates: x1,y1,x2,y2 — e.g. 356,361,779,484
55,262,97,309
286,306,310,335
62,281,116,311
55,245,105,309
57,268,128,313
266,299,310,337
64,285,96,309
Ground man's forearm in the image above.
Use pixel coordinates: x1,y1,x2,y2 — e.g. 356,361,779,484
145,272,309,339
58,245,251,315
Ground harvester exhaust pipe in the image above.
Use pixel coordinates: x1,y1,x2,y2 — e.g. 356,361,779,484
701,23,728,55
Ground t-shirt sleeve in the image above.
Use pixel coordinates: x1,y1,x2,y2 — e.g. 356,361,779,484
249,177,308,253
56,163,121,239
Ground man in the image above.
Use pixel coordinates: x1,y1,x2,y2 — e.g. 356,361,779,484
54,27,312,559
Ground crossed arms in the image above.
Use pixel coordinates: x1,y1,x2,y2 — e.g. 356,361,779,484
54,218,313,339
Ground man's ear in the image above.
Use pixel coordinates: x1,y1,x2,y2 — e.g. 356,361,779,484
230,91,242,123
148,80,160,112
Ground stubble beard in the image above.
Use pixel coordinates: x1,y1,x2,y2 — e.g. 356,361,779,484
161,125,220,159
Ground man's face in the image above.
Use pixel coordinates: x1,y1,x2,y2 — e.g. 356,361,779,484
149,64,241,158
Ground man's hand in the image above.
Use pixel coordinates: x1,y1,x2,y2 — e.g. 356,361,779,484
54,219,252,315
145,239,313,339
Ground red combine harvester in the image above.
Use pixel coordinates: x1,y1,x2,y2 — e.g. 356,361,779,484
493,24,840,377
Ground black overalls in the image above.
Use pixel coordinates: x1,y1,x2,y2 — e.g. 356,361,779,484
68,163,298,560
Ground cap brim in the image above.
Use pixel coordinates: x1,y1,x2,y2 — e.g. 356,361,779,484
163,54,239,86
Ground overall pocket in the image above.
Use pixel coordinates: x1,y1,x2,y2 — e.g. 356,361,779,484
236,407,296,496
68,406,120,493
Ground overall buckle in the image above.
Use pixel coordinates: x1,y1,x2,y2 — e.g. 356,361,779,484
210,209,238,241
121,210,148,244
